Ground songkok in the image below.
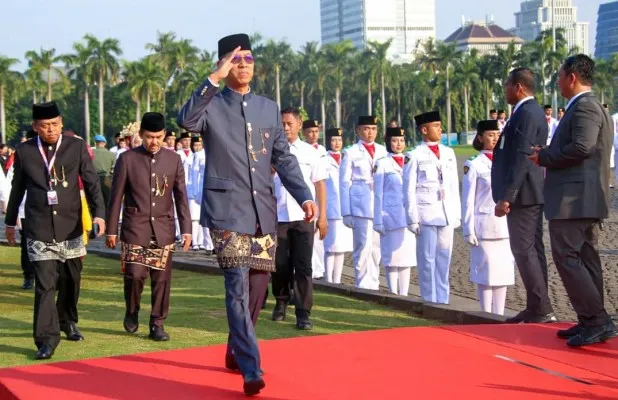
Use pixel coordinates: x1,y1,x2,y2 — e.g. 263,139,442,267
33,101,61,120
218,34,252,59
165,130,175,139
191,135,203,144
489,109,497,114
302,120,319,130
179,131,192,139
357,116,377,126
114,132,121,138
141,112,165,132
603,104,609,109
325,128,343,138
544,104,552,109
386,127,405,137
414,111,441,127
94,135,107,143
477,120,500,133
558,107,565,112
497,109,505,114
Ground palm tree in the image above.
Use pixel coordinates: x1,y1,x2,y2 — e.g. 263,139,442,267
24,48,65,101
174,60,213,111
324,41,356,127
146,31,178,113
366,39,393,133
255,39,292,108
125,57,166,113
84,34,122,134
478,55,497,118
61,41,96,143
435,42,460,134
453,52,480,132
292,42,319,109
0,56,20,142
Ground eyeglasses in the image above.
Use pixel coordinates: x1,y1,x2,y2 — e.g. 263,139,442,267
231,55,254,64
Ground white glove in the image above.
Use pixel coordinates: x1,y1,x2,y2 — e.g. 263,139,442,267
408,223,420,235
343,216,354,228
453,219,461,229
374,224,384,235
465,234,479,246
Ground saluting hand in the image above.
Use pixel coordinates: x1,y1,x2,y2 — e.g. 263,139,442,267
209,46,241,85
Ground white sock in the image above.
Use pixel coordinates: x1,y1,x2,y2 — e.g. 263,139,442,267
202,227,214,251
325,253,345,284
492,286,508,315
191,221,200,247
477,284,493,313
398,267,411,296
325,253,336,283
385,266,399,295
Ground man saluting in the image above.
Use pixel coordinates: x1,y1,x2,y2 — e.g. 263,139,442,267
5,101,106,360
106,112,192,342
178,33,316,396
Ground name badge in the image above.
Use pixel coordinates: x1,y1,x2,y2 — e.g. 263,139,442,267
47,190,58,205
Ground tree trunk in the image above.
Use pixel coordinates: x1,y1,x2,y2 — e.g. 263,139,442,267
84,84,91,145
47,68,52,101
98,72,104,135
0,84,5,144
485,81,491,118
464,85,470,133
162,89,166,114
147,88,151,112
601,92,605,104
300,83,304,109
321,98,326,137
136,100,141,124
367,78,372,114
32,90,37,105
446,64,452,136
397,87,401,126
381,72,386,135
275,65,281,108
335,86,341,127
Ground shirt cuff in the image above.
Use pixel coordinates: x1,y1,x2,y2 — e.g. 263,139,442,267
301,200,313,207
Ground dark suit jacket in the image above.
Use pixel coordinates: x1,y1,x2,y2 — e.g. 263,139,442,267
177,82,313,235
492,98,547,206
539,92,611,220
106,145,191,248
5,135,105,242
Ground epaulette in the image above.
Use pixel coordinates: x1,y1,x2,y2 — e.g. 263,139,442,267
467,154,478,161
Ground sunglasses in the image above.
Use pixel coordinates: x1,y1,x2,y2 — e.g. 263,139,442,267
231,55,254,64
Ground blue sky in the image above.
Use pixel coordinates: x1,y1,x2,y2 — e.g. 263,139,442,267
0,0,602,69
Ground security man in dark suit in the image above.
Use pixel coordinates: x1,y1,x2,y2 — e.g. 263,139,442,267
491,67,556,324
5,101,106,360
530,55,618,346
106,112,192,342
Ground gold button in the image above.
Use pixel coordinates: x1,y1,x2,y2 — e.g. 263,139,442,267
243,102,247,107
152,173,155,177
48,146,52,151
151,217,154,221
152,203,155,206
152,159,155,163
251,167,255,172
151,188,155,192
253,190,257,195
53,211,57,215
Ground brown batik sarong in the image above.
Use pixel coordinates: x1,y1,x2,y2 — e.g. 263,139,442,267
210,229,277,272
120,239,175,272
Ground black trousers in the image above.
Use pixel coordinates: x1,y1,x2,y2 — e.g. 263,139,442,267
33,257,82,349
272,221,314,318
549,219,610,327
124,259,172,328
506,205,553,315
19,219,34,280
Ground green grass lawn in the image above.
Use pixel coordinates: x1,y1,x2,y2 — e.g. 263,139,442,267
0,247,433,368
451,145,476,157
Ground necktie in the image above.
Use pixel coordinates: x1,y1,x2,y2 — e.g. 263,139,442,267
330,152,341,165
363,143,375,158
428,145,440,159
484,152,493,162
312,143,318,150
546,117,551,124
393,156,404,169
184,149,190,157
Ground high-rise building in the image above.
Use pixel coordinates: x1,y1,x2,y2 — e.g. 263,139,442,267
510,0,589,54
445,16,524,56
320,0,436,62
595,1,618,60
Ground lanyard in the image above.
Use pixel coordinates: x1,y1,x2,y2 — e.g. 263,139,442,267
37,135,62,188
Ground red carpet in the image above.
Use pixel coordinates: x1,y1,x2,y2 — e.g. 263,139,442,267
1,324,618,399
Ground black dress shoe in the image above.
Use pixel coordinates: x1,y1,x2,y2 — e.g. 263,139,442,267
243,376,266,396
225,354,239,371
35,344,54,360
149,326,170,341
567,322,618,347
505,310,531,324
527,313,558,323
557,324,583,339
296,319,313,331
272,301,287,322
61,322,84,341
21,278,34,290
123,313,139,334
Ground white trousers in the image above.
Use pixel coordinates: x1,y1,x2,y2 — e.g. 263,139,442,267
385,266,411,296
191,221,214,250
416,225,454,304
312,231,325,279
352,217,381,290
325,253,345,284
477,284,508,315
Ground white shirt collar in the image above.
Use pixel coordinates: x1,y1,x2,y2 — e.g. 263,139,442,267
512,96,535,115
565,90,591,111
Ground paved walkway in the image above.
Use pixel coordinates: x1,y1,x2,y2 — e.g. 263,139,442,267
4,154,618,320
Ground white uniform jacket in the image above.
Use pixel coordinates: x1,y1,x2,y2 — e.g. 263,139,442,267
461,153,509,239
189,149,206,203
403,143,461,226
340,141,388,219
373,154,407,232
324,152,343,219
177,149,194,185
